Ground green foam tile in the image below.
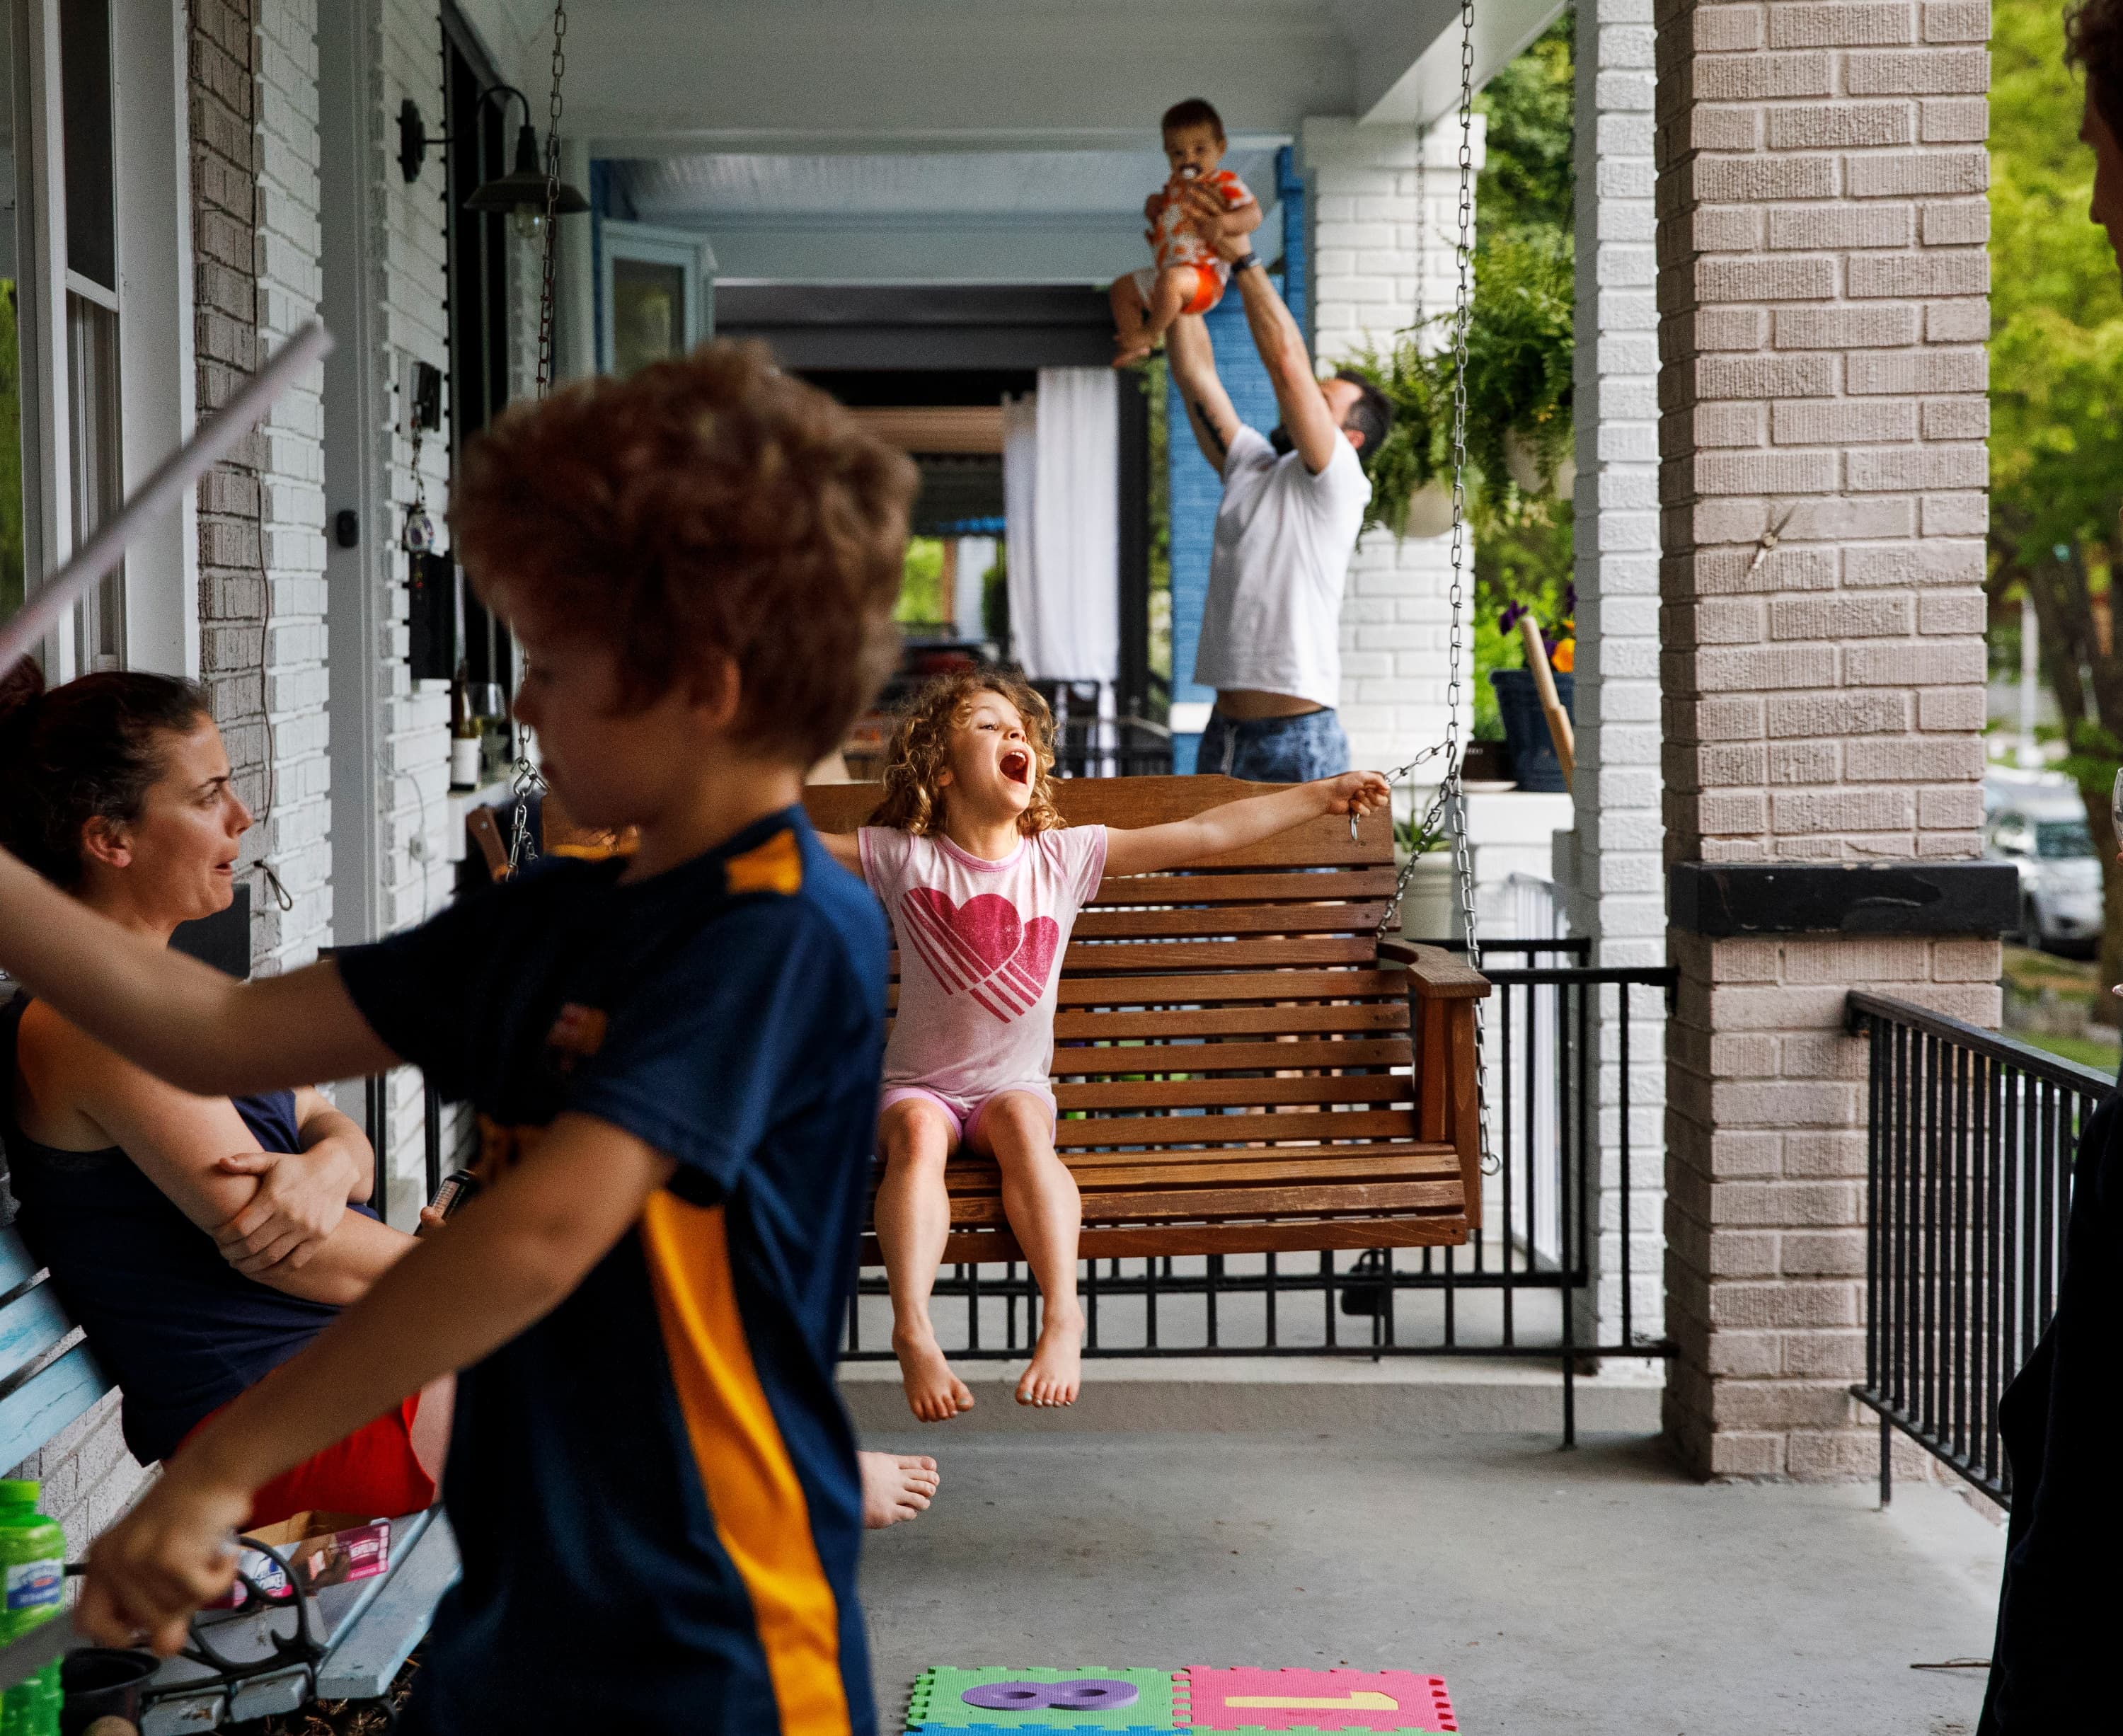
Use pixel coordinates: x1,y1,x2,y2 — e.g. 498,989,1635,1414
905,1667,1181,1730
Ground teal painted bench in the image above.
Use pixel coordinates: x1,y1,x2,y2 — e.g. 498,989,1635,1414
0,1222,458,1729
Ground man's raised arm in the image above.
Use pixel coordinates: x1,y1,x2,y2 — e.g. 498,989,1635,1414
1179,183,1343,475
1165,311,1241,471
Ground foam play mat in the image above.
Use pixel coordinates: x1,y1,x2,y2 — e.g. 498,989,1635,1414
903,1667,1458,1734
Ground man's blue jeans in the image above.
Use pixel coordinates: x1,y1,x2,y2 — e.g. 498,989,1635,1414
1197,706,1351,782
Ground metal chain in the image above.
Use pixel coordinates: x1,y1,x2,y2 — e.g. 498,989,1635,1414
507,0,568,875
1375,0,1495,1177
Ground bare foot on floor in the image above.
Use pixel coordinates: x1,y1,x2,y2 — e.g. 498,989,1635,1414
1016,1314,1084,1408
893,1328,976,1422
859,1451,940,1529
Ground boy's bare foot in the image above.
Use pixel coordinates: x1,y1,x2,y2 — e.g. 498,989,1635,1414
859,1450,940,1528
893,1327,976,1422
1112,336,1154,368
1016,1312,1084,1408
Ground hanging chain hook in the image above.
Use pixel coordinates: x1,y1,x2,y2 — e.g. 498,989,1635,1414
506,0,569,876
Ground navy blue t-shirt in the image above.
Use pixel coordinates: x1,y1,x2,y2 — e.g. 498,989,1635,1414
334,808,887,1736
0,994,362,1464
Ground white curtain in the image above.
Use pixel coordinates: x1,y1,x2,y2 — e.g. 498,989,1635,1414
1002,369,1120,683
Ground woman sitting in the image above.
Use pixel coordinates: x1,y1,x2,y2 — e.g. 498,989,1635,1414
0,667,936,1530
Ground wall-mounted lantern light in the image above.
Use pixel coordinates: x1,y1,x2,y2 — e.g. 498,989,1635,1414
398,87,590,241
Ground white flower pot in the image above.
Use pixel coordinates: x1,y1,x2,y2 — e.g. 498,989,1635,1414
1401,479,1457,540
1395,849,1464,945
1503,427,1577,499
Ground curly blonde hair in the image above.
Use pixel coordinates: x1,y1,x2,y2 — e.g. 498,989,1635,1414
868,671,1064,837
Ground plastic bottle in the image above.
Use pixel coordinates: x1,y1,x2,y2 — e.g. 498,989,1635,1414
0,1480,65,1736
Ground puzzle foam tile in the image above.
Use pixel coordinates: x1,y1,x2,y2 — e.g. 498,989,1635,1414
905,1667,1182,1730
1178,1667,1457,1733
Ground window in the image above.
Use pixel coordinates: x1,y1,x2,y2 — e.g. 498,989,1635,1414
59,0,121,669
3,0,190,679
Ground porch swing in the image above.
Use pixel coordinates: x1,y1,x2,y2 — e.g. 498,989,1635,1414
485,0,1500,1265
805,0,1498,1265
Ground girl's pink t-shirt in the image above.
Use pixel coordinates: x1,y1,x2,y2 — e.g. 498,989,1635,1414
858,823,1110,1105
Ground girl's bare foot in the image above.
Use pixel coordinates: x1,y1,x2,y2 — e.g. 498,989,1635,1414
859,1451,940,1528
893,1327,976,1422
1016,1312,1084,1408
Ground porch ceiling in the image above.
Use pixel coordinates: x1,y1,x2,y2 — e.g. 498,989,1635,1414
478,0,1567,151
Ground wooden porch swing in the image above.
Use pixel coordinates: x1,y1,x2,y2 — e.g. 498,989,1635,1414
802,776,1488,1264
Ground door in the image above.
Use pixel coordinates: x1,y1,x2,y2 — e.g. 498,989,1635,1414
599,220,714,377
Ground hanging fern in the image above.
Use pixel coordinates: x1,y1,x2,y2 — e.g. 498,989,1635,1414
1344,229,1575,532
1344,326,1452,536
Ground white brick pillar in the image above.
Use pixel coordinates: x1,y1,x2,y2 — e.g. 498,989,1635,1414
1565,0,1667,1351
253,0,332,975
1301,115,1483,776
1655,0,1999,1478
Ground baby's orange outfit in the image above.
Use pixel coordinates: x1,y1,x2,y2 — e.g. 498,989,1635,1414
1132,168,1254,316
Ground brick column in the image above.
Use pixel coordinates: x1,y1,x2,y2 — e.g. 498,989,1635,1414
253,0,331,974
1654,0,1997,1477
190,0,271,950
1566,0,1667,1351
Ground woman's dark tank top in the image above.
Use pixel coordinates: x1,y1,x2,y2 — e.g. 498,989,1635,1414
0,992,365,1464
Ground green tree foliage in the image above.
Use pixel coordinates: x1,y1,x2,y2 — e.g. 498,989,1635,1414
895,536,947,626
1471,13,1575,736
1478,12,1575,241
1989,0,2123,1016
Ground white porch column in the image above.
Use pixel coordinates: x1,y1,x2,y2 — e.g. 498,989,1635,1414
1301,116,1481,776
1561,0,1667,1349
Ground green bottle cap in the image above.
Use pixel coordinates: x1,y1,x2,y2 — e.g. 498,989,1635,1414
0,1480,40,1507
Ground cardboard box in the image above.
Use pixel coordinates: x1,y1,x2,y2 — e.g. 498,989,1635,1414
213,1512,391,1607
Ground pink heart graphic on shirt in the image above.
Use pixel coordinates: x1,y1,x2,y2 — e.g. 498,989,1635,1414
899,889,1061,1023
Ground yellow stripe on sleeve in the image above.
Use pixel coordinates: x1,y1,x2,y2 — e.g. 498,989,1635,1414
638,1192,851,1736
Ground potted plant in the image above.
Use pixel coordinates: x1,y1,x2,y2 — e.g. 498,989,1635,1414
1464,232,1575,502
1488,599,1575,791
1393,797,1463,943
1345,336,1455,538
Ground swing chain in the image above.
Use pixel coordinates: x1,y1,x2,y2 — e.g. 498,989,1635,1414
1374,0,1496,1179
507,0,569,877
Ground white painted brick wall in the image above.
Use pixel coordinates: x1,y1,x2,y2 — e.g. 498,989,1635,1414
352,0,471,1217
253,0,332,977
1302,115,1485,776
1565,0,1667,1350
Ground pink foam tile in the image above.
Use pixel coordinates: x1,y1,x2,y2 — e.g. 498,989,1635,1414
1179,1667,1457,1732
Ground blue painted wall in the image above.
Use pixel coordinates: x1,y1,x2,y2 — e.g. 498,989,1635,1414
1166,148,1308,773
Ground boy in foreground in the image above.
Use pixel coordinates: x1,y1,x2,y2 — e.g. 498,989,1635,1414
0,343,916,1734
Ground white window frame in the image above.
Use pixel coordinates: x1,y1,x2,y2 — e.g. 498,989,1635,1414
597,219,715,376
8,0,195,679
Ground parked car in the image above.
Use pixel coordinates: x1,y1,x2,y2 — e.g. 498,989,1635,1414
1987,803,2104,956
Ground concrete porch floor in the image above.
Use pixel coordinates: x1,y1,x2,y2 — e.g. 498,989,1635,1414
858,1428,2003,1736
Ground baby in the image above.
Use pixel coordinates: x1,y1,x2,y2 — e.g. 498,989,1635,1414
1110,98,1262,367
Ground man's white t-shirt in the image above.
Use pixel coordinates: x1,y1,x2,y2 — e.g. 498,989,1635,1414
1190,425,1372,711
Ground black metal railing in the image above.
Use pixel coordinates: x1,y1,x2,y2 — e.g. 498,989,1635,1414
1846,990,2110,1507
846,940,1676,1442
1030,679,1173,778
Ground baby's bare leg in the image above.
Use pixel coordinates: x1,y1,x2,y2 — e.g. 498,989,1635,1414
1110,274,1154,364
1136,266,1200,350
875,1098,976,1422
973,1093,1085,1407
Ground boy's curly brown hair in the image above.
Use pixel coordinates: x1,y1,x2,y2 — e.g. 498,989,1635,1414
450,340,917,765
2070,0,2123,139
868,671,1064,837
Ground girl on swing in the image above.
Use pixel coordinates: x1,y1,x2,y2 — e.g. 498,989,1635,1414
822,671,1388,1418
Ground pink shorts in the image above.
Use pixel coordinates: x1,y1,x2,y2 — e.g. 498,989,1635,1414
879,1083,1058,1151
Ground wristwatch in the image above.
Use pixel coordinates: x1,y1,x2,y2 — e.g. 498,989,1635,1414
1229,251,1261,273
